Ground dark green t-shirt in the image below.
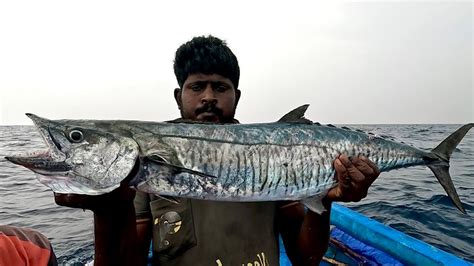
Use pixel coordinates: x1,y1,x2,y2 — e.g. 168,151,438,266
134,192,280,266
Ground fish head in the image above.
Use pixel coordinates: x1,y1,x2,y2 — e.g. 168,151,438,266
5,114,139,195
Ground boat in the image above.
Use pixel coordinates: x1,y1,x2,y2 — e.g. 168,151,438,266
115,202,471,266
279,203,471,266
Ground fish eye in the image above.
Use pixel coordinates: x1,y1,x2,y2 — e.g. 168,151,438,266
68,129,84,143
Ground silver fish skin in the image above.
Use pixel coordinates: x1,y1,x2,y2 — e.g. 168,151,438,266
5,105,473,214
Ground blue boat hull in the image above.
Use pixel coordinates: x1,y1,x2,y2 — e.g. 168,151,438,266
280,203,471,266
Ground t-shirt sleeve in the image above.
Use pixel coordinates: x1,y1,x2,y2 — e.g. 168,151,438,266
134,191,152,220
0,225,58,266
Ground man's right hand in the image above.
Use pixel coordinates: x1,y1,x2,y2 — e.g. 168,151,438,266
55,182,140,265
54,183,136,213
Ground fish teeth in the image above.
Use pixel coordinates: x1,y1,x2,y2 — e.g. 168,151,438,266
49,149,66,161
24,150,51,158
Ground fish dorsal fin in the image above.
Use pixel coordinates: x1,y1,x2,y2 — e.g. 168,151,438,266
278,104,312,124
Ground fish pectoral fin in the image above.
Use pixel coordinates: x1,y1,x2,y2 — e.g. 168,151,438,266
146,155,218,180
302,196,326,215
148,154,171,164
277,104,313,124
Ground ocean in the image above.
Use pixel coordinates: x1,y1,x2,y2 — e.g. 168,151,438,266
0,124,473,264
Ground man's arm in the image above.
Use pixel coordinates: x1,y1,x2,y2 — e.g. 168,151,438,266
135,218,152,266
54,184,141,266
278,155,380,265
133,191,154,266
278,200,332,265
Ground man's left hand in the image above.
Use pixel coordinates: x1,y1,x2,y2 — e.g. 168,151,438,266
325,154,380,202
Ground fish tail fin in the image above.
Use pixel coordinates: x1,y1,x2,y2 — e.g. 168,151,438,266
431,123,474,161
428,123,473,214
427,165,465,214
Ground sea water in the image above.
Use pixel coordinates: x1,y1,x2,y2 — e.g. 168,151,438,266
1,125,472,264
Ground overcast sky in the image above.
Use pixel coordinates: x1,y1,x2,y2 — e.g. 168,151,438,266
0,1,472,125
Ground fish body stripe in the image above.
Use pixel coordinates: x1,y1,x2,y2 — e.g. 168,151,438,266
136,123,430,201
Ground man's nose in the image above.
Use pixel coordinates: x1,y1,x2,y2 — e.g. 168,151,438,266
201,85,217,104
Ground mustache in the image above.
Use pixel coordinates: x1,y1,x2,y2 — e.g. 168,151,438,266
195,103,223,117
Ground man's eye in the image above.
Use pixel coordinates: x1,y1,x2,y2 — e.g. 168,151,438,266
190,85,201,91
215,85,228,92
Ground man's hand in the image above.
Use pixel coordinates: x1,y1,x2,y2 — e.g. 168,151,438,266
53,182,140,265
54,183,136,213
326,154,380,203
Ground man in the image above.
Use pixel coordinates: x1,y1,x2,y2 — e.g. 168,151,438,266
55,35,379,266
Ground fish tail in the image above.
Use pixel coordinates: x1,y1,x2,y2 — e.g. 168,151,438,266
428,123,473,214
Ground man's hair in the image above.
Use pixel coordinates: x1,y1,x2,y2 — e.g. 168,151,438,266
173,35,240,89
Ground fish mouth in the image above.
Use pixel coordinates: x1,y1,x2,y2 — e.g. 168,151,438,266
5,114,68,174
5,156,71,174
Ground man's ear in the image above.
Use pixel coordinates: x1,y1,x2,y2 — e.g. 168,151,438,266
234,89,241,108
174,88,182,109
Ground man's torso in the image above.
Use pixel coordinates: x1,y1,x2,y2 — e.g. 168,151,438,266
135,193,280,266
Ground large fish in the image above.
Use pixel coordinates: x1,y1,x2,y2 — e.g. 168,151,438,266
5,105,473,214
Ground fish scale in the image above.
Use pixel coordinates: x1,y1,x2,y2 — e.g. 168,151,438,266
160,136,349,199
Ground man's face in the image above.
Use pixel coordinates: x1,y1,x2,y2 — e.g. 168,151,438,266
174,73,241,123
